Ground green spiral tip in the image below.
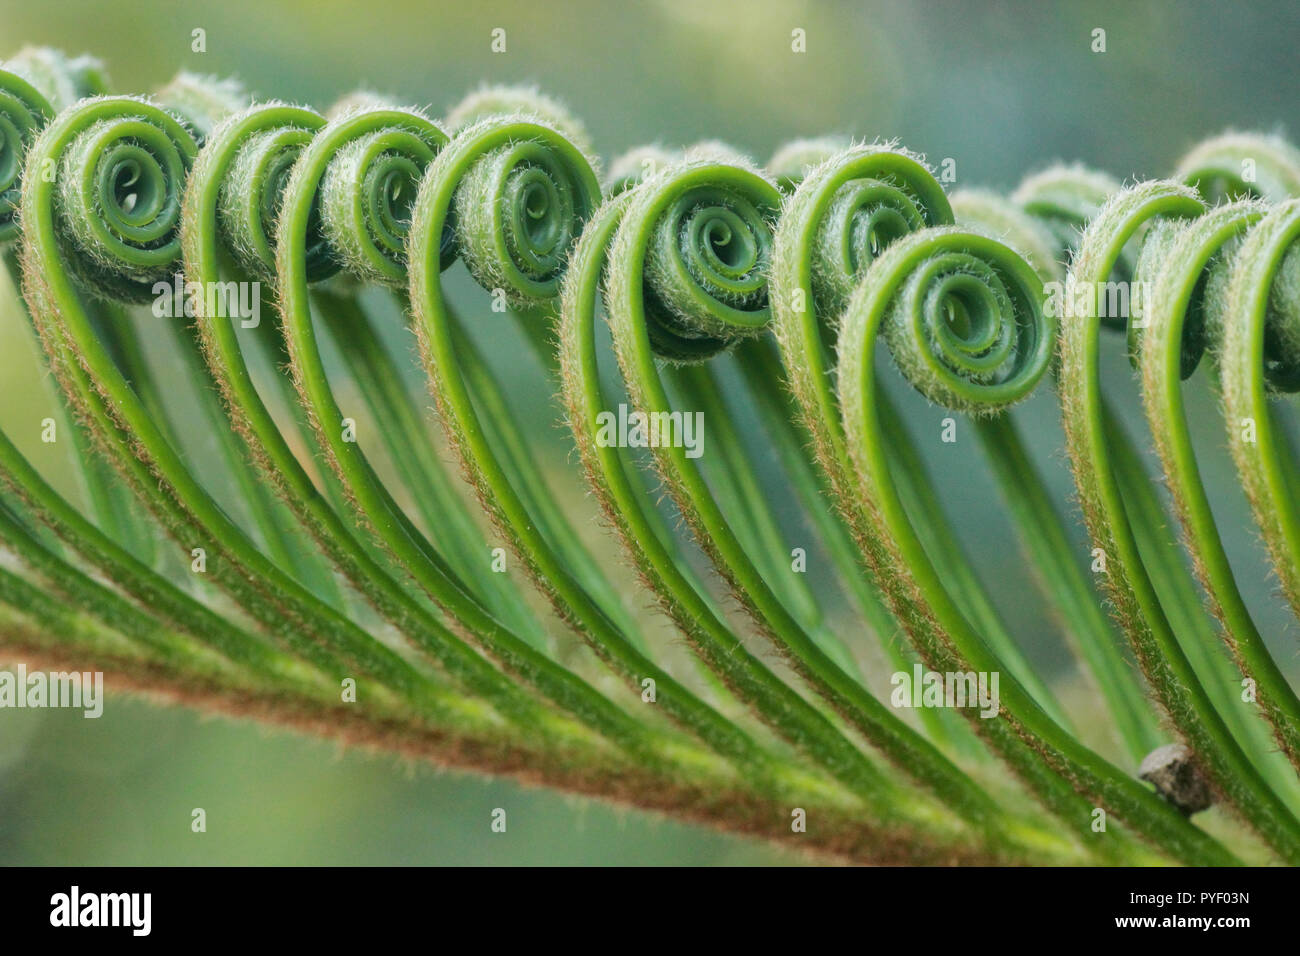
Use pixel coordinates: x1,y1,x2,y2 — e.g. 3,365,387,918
312,106,449,286
843,226,1055,416
1174,131,1300,203
608,159,781,363
1259,234,1300,391
778,144,952,325
440,113,600,308
1066,179,1206,335
188,102,332,282
1130,201,1266,379
684,139,754,168
24,95,197,302
444,84,594,158
1220,197,1300,393
0,67,53,243
1,47,114,244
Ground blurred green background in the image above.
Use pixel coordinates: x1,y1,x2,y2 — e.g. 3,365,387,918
1,0,1298,864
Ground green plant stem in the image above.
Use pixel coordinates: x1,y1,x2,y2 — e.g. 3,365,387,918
403,115,784,780
1219,200,1300,628
1106,403,1297,801
974,414,1163,760
732,338,970,751
877,393,1068,725
184,104,669,765
442,306,650,648
0,418,323,687
2,251,159,561
19,96,487,724
1058,180,1300,861
668,361,862,676
313,287,550,646
554,189,1075,856
592,163,1086,849
769,148,1233,863
1,616,1097,865
1134,202,1300,774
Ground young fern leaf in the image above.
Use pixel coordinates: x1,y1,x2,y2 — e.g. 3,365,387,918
950,188,1165,762
400,112,807,785
595,148,850,676
770,148,1235,864
1058,180,1300,861
6,50,1298,865
1,93,609,768
180,94,987,863
0,51,165,558
1011,162,1293,776
1132,200,1300,773
772,151,1065,718
1217,201,1300,624
758,144,969,749
574,157,1077,850
553,161,1068,860
0,64,54,244
17,96,479,721
181,102,680,768
12,93,898,858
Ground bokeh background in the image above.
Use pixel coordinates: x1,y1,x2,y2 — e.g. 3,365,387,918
1,0,1298,864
